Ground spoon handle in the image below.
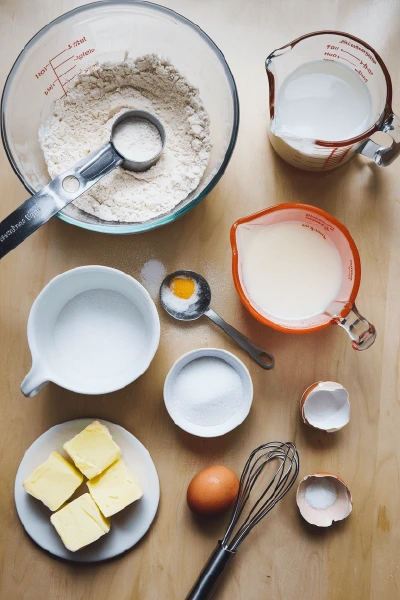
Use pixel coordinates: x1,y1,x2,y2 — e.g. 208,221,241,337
204,308,274,369
0,142,122,259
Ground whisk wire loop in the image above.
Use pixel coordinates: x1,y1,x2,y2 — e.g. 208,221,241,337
222,442,299,551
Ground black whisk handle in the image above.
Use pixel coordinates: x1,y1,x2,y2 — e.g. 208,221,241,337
185,542,235,600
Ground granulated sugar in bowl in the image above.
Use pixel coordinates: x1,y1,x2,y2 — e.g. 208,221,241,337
164,348,253,437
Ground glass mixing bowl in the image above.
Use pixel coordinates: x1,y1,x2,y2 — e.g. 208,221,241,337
1,1,239,234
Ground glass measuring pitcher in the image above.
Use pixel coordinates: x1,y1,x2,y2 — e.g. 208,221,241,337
231,203,376,350
266,31,400,171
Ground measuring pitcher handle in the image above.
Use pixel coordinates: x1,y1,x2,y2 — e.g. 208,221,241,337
337,304,376,351
358,113,400,167
0,142,123,259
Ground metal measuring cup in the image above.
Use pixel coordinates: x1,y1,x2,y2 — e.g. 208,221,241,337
0,109,165,259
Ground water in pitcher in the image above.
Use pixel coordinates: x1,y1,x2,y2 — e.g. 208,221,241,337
275,60,372,141
270,60,373,169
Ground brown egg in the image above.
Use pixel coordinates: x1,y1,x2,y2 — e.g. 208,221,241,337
187,465,239,516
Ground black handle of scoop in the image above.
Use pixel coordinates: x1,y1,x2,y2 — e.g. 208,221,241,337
186,542,235,600
0,142,123,259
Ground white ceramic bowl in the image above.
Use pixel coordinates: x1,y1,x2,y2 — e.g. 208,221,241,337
21,266,160,396
164,348,253,437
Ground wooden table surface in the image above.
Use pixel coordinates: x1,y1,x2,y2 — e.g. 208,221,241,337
1,1,400,598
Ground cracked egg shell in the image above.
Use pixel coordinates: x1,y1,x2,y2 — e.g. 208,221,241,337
300,381,350,432
296,472,353,527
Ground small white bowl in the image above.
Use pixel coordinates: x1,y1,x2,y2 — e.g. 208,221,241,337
164,348,253,437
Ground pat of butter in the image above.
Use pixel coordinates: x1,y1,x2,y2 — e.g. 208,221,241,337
23,451,84,511
63,420,121,479
88,458,143,517
50,493,110,552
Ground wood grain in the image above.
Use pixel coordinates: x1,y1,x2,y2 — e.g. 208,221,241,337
0,1,399,598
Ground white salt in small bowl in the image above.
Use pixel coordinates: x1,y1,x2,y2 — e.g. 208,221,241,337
163,348,253,437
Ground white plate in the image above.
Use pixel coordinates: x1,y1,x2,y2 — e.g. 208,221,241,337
15,419,160,562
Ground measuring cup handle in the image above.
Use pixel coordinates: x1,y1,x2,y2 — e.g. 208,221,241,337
336,304,376,351
204,308,275,369
0,142,123,259
358,112,400,167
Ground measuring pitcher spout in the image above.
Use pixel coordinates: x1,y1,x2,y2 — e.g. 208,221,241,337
265,31,400,171
265,45,292,135
21,362,50,398
337,304,376,351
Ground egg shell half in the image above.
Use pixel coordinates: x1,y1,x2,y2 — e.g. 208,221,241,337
296,472,353,527
301,381,350,432
187,466,239,516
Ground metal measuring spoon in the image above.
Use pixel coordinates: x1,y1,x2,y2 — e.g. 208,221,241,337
160,270,275,370
0,109,165,259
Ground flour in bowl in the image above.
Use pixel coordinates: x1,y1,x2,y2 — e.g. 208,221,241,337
39,54,212,223
112,116,163,162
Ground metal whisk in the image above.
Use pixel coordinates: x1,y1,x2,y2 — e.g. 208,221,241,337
186,442,299,600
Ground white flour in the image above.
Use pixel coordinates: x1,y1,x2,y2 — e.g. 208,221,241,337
172,357,243,426
39,54,212,223
113,116,162,162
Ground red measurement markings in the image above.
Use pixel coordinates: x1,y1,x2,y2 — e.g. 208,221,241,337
58,65,76,79
49,47,70,63
44,79,59,96
48,58,66,97
359,60,373,75
35,63,50,79
321,147,338,169
341,49,359,61
341,56,357,67
340,49,374,78
321,147,354,169
39,38,90,97
53,55,73,70
354,68,368,83
63,73,78,86
75,48,95,61
337,146,352,165
81,61,99,74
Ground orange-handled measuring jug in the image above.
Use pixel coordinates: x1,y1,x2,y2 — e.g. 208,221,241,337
231,204,376,350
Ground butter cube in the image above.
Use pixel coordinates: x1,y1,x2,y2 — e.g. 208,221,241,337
88,458,143,517
63,420,121,479
23,451,84,511
50,493,110,552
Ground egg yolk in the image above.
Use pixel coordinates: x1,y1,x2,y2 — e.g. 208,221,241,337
170,277,195,300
